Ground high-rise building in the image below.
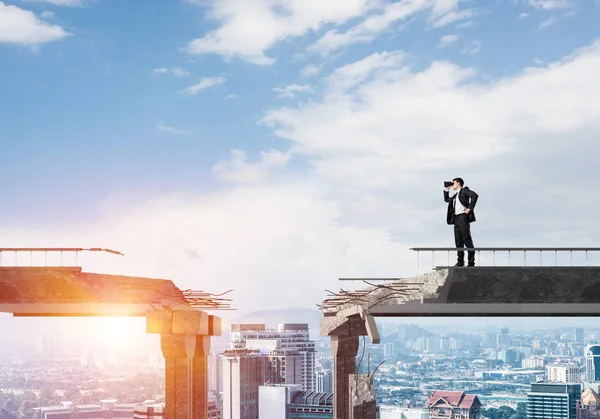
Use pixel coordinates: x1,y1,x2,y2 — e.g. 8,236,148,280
209,353,224,397
383,342,395,357
497,328,511,348
527,382,581,419
498,349,518,364
548,364,582,384
482,332,497,349
222,348,301,419
576,328,585,345
222,350,265,419
587,345,600,382
522,356,546,369
230,324,315,391
315,369,333,393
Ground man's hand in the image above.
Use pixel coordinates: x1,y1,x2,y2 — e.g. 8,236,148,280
445,186,450,191
464,208,471,214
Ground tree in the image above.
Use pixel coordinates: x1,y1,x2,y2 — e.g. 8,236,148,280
482,405,516,419
514,402,527,419
17,400,36,419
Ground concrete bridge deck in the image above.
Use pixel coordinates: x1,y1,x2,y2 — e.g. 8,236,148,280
0,266,187,316
320,265,600,419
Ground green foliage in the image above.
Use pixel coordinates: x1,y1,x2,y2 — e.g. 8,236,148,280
482,403,526,419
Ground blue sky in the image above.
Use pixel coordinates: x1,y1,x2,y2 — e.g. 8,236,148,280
1,0,600,313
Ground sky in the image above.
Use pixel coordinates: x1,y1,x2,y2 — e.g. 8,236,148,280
1,0,600,317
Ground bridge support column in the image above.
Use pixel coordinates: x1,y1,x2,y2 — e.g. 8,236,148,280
147,309,221,419
349,374,376,419
161,333,211,419
322,313,371,419
332,335,359,419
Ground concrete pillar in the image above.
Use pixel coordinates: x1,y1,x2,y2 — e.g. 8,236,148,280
331,335,359,419
148,309,219,419
161,333,211,419
349,374,376,419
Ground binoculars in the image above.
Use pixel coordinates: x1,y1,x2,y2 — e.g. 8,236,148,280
444,181,453,187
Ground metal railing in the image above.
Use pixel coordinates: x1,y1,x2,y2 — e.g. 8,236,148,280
409,247,600,267
0,247,124,267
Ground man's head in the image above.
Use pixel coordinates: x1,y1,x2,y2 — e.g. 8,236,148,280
452,177,464,190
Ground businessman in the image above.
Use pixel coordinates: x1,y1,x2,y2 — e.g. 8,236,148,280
444,177,479,266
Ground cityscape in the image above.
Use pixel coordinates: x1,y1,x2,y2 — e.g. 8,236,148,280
3,317,600,418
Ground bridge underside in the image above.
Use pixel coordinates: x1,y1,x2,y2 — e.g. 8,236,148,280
321,266,600,419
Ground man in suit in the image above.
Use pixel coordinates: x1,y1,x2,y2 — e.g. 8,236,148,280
444,177,479,266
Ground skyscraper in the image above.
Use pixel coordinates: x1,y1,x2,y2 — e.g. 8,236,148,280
222,348,302,419
547,364,582,384
315,369,333,393
586,345,600,382
208,353,224,397
527,382,581,419
576,328,585,345
497,327,511,348
230,324,316,391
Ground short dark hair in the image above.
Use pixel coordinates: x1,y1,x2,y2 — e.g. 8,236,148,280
453,177,464,186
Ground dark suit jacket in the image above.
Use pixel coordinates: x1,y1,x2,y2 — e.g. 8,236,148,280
444,187,478,225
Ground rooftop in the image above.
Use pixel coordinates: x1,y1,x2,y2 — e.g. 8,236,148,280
425,391,481,409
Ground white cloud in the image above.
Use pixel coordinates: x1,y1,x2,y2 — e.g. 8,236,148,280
519,12,530,18
40,10,54,19
185,0,478,63
325,50,405,90
461,40,481,54
263,40,600,193
185,0,375,65
274,84,312,99
224,94,237,100
528,0,570,10
431,7,477,27
0,1,69,45
152,67,190,77
172,67,190,77
212,149,290,183
439,34,458,48
157,124,191,135
310,1,475,55
539,17,556,27
177,76,226,95
301,63,321,77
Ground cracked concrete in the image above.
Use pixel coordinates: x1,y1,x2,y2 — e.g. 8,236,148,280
0,267,187,315
349,374,376,419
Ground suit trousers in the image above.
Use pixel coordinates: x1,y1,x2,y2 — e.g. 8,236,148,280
454,214,475,265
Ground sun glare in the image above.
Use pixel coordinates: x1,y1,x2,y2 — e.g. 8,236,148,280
97,317,144,351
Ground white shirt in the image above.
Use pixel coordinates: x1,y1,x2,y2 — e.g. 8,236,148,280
454,187,467,215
